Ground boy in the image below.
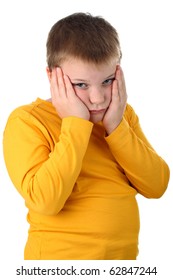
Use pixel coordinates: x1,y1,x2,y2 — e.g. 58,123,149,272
3,12,170,260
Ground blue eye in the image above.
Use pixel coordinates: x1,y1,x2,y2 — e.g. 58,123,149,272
72,83,88,89
103,78,115,85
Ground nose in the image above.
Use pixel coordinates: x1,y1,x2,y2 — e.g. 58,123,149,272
89,87,105,104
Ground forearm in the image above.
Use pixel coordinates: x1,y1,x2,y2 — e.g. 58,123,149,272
30,118,93,214
4,116,93,215
105,117,170,198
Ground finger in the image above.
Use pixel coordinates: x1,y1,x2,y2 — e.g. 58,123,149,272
116,66,127,102
116,66,122,89
63,74,76,98
50,68,59,100
56,67,67,98
118,65,126,87
112,79,119,100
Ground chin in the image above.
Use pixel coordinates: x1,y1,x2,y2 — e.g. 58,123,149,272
90,115,104,124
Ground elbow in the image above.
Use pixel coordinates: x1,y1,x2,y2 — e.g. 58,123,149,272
24,175,69,215
156,162,170,198
139,183,168,199
25,197,64,215
154,165,170,198
142,163,170,199
25,182,66,215
37,206,62,216
150,184,168,199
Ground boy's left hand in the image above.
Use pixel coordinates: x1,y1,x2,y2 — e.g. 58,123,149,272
103,65,127,135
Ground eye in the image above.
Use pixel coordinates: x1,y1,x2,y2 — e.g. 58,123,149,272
72,83,88,89
102,78,115,86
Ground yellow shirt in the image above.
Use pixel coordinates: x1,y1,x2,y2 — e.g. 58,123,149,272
3,98,169,260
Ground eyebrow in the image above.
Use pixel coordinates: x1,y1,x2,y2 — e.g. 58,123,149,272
71,73,115,83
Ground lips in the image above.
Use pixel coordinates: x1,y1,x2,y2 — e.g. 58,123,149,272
89,109,106,114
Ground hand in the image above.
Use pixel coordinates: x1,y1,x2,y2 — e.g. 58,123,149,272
50,67,90,120
103,65,127,135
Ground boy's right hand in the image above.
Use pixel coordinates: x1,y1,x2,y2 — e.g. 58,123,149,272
50,67,90,120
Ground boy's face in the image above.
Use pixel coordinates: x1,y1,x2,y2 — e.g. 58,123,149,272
60,57,118,123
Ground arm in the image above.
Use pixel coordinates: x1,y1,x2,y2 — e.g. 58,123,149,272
103,66,169,198
3,112,93,215
104,99,169,198
3,68,93,215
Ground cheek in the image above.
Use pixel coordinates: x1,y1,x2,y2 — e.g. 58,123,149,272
75,91,88,104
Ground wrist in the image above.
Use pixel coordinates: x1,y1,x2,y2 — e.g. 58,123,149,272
104,121,121,135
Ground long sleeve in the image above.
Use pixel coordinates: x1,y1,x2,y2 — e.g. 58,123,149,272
3,111,93,215
105,104,170,198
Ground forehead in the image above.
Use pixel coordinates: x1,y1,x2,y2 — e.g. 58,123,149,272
60,57,118,80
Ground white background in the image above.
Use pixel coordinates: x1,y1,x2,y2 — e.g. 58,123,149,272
0,0,172,279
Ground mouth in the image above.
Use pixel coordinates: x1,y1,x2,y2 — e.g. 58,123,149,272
89,109,106,115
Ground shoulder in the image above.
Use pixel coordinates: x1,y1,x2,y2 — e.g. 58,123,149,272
5,98,57,126
7,98,52,119
6,100,37,121
3,99,57,140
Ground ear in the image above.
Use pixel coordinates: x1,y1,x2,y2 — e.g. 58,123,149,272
46,67,52,82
